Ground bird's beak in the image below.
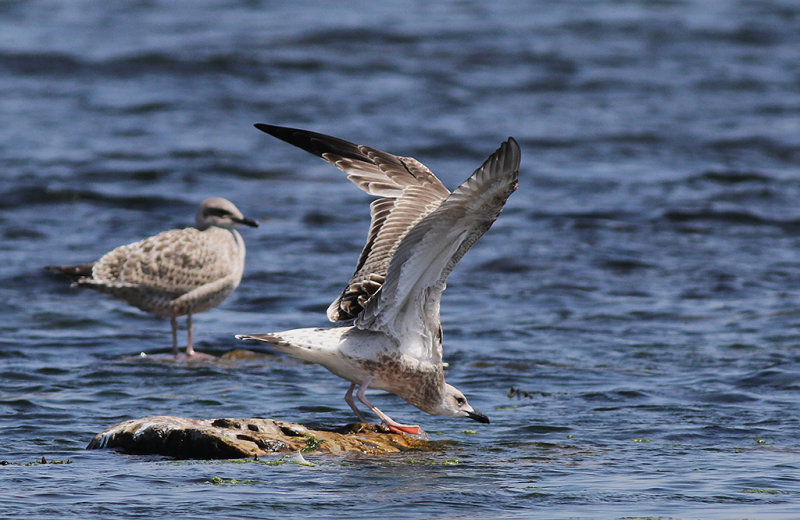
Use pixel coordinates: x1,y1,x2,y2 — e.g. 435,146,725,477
466,410,490,424
236,216,259,228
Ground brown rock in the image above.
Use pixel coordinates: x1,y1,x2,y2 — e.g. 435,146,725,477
87,416,435,459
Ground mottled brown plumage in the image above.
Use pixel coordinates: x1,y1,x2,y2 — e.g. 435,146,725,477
240,127,520,435
47,197,258,356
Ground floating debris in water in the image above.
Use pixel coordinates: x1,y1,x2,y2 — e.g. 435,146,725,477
508,386,536,399
0,457,73,466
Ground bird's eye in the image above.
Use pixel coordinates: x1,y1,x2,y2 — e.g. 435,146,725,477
456,397,466,406
204,208,230,218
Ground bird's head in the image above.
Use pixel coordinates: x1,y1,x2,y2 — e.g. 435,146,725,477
429,383,490,424
196,197,259,231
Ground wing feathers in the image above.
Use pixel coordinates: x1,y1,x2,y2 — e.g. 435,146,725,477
255,124,445,197
254,124,451,322
254,125,520,342
326,181,451,321
357,138,521,358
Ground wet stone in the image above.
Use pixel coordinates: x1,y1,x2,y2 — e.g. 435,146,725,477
87,416,434,459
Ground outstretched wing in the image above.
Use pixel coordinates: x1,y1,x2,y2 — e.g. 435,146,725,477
255,124,451,321
356,138,521,365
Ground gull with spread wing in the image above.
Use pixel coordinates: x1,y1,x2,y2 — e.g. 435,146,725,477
238,125,520,434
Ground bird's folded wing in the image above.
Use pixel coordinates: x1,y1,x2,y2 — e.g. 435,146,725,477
86,229,236,294
356,137,521,364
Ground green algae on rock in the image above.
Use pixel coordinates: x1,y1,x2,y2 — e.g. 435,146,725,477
87,416,435,459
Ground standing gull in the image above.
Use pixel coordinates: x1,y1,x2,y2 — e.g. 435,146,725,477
47,197,258,357
238,125,520,434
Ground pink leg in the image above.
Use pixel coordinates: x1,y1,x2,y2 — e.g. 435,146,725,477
356,379,421,435
344,383,368,422
170,317,179,356
185,313,195,356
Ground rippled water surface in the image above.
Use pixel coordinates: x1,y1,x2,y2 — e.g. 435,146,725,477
3,1,800,518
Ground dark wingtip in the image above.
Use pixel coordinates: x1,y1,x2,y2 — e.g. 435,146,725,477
252,123,367,162
504,136,521,168
254,123,290,139
253,123,273,133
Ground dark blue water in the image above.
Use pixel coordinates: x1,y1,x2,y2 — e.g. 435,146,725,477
3,1,800,518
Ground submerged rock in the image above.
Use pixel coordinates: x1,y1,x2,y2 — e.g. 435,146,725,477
87,416,433,459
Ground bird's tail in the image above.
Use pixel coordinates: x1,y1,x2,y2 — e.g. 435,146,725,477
236,327,350,363
44,263,94,279
235,332,293,348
